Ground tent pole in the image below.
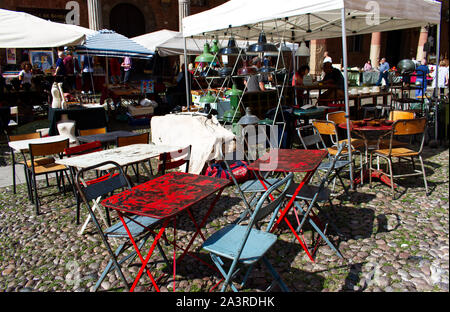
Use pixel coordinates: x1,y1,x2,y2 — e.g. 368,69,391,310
105,56,109,88
341,7,354,190
434,23,441,142
183,36,190,110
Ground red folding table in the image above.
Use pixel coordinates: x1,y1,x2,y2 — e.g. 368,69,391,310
247,149,328,262
101,171,230,292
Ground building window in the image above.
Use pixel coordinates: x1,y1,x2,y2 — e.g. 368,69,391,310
348,35,362,53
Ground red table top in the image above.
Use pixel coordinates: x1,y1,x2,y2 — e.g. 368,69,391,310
339,120,393,132
247,149,328,173
101,172,230,219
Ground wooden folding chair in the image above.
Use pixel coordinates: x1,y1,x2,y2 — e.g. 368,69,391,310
369,118,428,197
79,127,107,136
313,119,365,185
7,132,41,196
297,124,351,197
28,139,70,215
116,132,151,181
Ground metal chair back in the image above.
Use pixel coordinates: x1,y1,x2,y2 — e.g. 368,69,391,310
79,127,107,136
116,132,149,147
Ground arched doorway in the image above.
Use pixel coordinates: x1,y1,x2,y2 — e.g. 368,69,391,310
109,3,145,38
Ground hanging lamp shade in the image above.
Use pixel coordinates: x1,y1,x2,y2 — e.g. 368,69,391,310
295,40,310,57
280,41,292,52
195,43,216,63
199,91,217,104
237,59,257,75
219,37,241,55
225,84,243,97
247,31,278,54
238,107,260,125
210,39,220,54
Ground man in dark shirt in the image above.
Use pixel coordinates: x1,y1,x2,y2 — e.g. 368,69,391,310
319,62,345,100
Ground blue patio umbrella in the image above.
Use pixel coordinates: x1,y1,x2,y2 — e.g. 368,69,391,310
75,29,154,59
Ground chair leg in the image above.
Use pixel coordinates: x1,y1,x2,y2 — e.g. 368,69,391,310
369,153,373,187
23,166,33,202
418,155,429,195
387,157,395,196
31,173,40,215
262,256,290,292
11,156,16,194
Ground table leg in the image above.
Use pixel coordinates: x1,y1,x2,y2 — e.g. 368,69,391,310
117,212,169,292
177,189,224,264
269,170,316,262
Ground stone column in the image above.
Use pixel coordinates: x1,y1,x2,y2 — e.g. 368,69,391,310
416,26,428,61
369,32,381,68
87,0,102,31
179,0,190,66
309,39,326,76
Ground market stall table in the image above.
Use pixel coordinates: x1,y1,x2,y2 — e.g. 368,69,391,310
339,120,395,187
293,106,327,125
247,148,328,262
77,130,135,146
100,84,142,106
101,171,231,292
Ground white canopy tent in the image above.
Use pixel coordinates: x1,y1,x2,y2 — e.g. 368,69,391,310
132,30,265,57
182,0,441,41
0,9,92,48
182,0,442,189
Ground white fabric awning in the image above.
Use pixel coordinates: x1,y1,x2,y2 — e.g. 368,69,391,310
133,30,261,57
182,0,442,40
0,9,89,48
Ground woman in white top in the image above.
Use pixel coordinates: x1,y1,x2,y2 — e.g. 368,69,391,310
431,59,449,95
18,61,33,89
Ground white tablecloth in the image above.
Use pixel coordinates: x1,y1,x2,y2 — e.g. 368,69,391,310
151,113,236,174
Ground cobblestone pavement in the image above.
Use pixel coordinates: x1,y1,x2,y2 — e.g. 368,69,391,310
0,146,448,292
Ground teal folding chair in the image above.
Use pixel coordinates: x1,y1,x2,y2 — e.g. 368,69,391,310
202,173,294,292
75,161,170,291
285,143,347,260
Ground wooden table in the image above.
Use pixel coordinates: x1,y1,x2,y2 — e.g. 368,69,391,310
101,172,230,292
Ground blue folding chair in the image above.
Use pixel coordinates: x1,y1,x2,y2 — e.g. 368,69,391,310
202,173,294,292
75,161,170,291
285,143,348,260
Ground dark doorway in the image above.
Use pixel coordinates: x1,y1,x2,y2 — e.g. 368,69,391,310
109,3,145,38
385,30,403,67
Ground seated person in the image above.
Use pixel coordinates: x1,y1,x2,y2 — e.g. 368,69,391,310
318,62,345,101
292,65,311,86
